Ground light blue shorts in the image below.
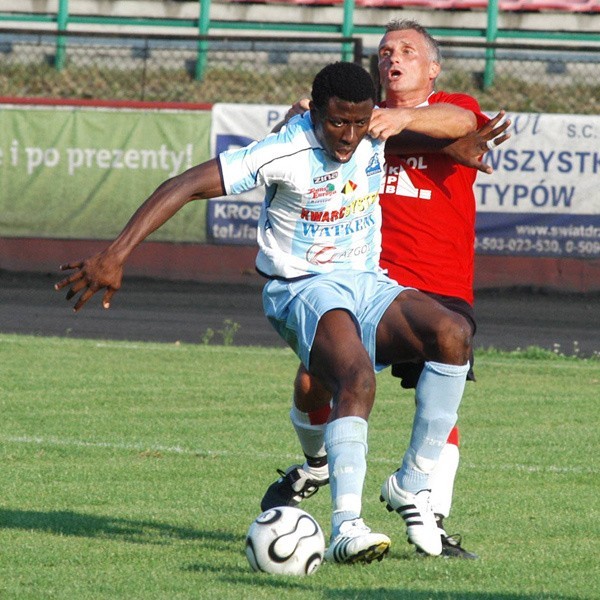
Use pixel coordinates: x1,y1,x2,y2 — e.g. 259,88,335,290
262,270,405,372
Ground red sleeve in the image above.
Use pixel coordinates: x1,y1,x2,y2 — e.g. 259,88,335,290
427,91,489,129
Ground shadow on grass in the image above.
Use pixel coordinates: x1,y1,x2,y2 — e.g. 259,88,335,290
0,508,241,547
218,571,583,600
323,586,576,600
322,592,581,600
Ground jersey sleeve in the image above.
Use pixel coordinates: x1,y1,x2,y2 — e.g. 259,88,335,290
429,91,489,128
218,139,266,196
218,118,313,196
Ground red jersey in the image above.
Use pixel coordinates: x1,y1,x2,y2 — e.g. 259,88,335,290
379,92,488,305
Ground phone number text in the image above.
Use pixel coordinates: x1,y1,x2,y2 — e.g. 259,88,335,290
475,237,600,257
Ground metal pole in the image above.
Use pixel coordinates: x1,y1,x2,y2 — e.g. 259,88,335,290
195,0,211,81
56,0,69,70
483,0,499,89
342,0,355,62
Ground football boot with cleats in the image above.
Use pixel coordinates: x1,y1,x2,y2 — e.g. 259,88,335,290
260,464,329,512
324,518,391,564
380,474,442,556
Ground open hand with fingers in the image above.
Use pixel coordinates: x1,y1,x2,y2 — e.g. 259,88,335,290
444,110,511,174
54,250,123,312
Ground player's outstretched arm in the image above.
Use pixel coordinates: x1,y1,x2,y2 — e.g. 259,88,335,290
54,158,225,312
442,111,511,174
369,103,477,141
384,110,510,174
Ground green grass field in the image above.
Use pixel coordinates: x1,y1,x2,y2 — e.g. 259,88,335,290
1,334,598,599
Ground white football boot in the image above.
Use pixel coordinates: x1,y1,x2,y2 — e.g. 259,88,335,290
380,474,442,556
324,518,390,564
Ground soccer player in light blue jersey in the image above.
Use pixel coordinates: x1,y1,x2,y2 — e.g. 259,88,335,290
55,62,472,565
262,22,511,561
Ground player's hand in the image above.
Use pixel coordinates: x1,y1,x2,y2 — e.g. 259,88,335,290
54,251,123,312
444,110,511,174
368,107,411,141
271,98,310,133
284,98,310,123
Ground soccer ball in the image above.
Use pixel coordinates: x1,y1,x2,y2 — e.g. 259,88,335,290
245,506,325,576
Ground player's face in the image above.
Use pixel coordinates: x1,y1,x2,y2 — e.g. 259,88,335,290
311,97,374,163
377,29,440,103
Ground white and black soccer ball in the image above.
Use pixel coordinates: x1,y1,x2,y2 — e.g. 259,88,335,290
245,506,325,576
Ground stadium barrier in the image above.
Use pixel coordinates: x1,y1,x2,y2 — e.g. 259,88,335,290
0,97,599,292
0,29,598,113
1,0,599,87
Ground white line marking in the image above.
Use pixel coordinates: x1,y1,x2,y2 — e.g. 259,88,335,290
1,435,596,475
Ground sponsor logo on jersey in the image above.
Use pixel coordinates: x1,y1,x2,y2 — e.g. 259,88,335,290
307,183,336,199
343,180,357,194
306,243,370,265
313,172,338,184
300,192,377,224
366,153,383,176
346,192,377,214
301,214,376,238
306,245,337,265
382,164,432,199
301,207,346,222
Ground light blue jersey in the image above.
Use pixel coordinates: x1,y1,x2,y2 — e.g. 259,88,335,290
218,112,386,279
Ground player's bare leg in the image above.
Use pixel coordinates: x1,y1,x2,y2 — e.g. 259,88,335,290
376,292,471,556
308,309,390,564
260,367,330,511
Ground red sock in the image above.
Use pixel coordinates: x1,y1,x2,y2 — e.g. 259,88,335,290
308,404,331,425
447,426,460,446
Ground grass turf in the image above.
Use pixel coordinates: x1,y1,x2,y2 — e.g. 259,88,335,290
0,334,598,599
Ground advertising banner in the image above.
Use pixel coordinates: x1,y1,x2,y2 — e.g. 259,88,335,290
207,103,288,245
0,105,212,242
476,112,600,260
209,105,600,258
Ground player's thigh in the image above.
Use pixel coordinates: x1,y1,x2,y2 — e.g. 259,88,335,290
309,308,374,395
376,289,471,365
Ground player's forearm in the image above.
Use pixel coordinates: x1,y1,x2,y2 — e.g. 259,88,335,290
105,183,188,262
400,104,477,138
369,104,478,143
107,160,224,262
384,130,453,155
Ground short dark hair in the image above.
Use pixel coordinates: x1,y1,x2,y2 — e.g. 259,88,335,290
311,62,376,112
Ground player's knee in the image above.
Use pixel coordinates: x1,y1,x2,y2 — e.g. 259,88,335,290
436,312,472,364
332,365,376,417
332,359,375,394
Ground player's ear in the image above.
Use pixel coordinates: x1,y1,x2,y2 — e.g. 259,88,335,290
429,61,441,80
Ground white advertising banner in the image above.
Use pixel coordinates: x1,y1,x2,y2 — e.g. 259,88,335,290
476,112,600,259
207,104,288,245
209,105,600,258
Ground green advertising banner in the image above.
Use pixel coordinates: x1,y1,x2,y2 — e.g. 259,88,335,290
0,106,212,242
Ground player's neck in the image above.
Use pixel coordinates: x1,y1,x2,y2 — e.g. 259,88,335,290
383,90,432,109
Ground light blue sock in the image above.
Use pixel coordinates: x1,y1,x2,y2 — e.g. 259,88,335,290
397,361,469,493
324,416,368,537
